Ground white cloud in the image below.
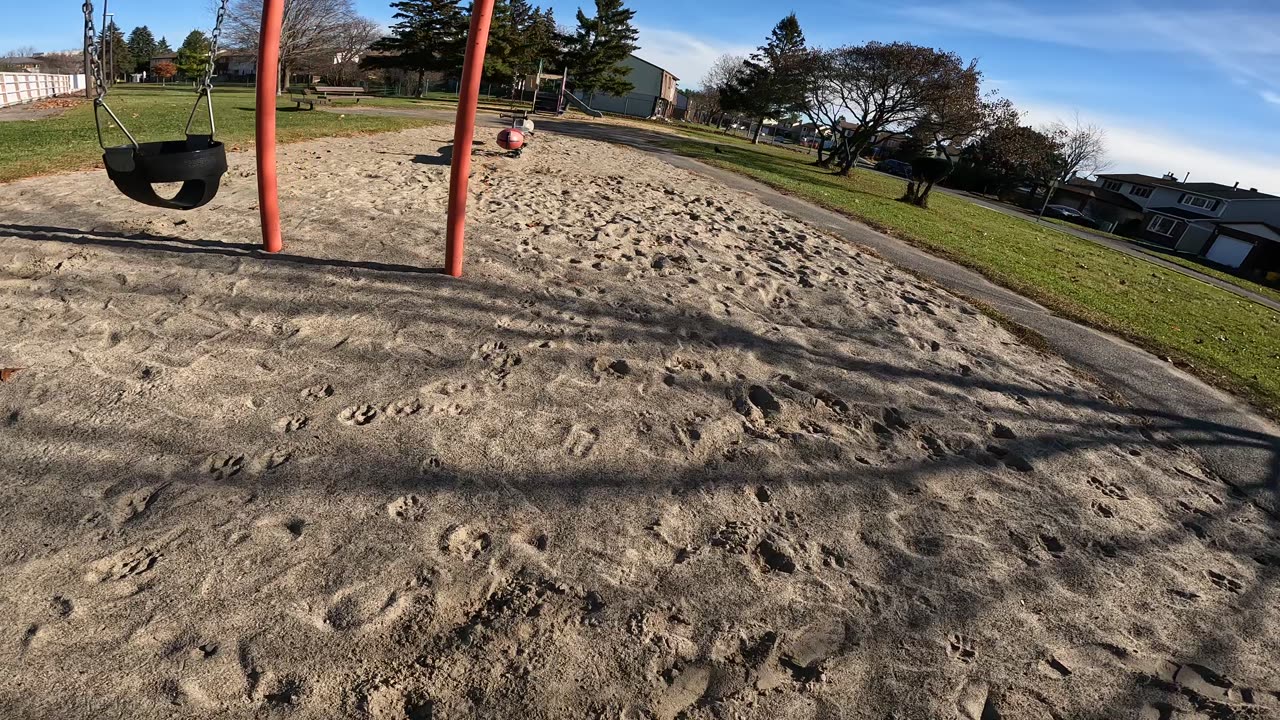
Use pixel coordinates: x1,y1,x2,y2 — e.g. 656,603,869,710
901,3,1280,107
632,26,752,89
1263,90,1280,107
1019,101,1280,195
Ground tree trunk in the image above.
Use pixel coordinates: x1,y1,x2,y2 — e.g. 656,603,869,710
278,63,288,96
752,118,764,144
836,139,866,176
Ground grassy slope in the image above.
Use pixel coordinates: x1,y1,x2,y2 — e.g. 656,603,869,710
0,85,434,183
662,129,1280,417
1041,219,1280,305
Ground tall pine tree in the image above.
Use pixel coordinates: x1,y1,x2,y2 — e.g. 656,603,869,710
720,13,809,143
127,26,157,74
103,22,134,82
564,0,637,97
366,0,467,94
156,36,173,53
175,30,210,80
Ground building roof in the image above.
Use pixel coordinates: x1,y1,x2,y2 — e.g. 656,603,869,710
151,52,178,59
1148,206,1217,222
1056,183,1144,211
1218,223,1280,244
626,53,678,81
0,56,43,65
1099,173,1276,201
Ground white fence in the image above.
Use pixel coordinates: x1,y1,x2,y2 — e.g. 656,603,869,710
0,73,86,109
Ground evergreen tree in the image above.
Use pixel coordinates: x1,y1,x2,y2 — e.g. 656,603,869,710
156,36,173,54
526,8,561,67
127,26,157,74
719,13,809,143
103,22,134,82
365,0,467,94
175,30,210,80
564,0,637,97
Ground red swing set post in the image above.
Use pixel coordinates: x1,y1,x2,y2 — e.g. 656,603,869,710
255,0,285,254
254,0,497,276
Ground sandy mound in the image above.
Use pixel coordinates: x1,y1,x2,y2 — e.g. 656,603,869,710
0,126,1277,719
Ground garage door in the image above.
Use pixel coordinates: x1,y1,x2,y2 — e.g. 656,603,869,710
1205,236,1255,268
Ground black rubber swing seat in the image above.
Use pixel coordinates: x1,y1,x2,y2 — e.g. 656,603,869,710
102,135,228,210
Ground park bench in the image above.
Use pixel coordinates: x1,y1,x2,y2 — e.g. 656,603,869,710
287,87,330,110
311,86,366,104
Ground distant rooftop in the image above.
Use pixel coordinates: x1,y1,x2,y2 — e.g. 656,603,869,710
1098,173,1276,201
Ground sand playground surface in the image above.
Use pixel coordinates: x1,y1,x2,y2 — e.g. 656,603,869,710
1,125,1278,719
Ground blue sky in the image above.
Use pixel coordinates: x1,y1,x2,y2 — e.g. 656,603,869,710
7,0,1280,192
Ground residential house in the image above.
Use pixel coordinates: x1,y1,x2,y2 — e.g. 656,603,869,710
149,52,178,71
575,54,678,119
214,50,257,79
1047,180,1145,233
1095,173,1280,274
0,56,47,73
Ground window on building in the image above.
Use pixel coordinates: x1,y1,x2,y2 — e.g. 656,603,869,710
1148,215,1179,237
1179,194,1219,211
1128,186,1152,198
1102,180,1122,192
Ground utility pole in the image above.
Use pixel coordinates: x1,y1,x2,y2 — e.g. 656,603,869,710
104,11,115,85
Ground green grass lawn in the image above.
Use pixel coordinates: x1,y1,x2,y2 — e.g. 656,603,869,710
0,84,435,183
662,130,1280,417
1040,218,1280,304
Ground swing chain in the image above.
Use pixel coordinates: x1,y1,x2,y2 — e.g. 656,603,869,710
81,1,106,102
83,0,140,149
186,0,231,138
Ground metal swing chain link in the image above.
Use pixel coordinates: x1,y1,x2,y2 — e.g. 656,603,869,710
186,0,232,138
83,0,139,148
81,1,106,101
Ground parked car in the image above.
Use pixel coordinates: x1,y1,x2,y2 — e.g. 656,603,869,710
874,159,913,178
1042,204,1099,229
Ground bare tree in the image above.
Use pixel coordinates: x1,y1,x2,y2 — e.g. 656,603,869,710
227,0,361,93
3,46,40,57
304,16,380,84
1042,113,1110,184
826,42,961,176
697,53,743,126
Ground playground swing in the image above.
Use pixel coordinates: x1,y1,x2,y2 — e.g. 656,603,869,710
81,0,230,210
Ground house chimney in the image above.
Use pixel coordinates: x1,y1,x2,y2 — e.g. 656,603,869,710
1233,181,1239,190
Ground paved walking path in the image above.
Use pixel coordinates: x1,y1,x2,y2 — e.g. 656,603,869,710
338,105,1280,500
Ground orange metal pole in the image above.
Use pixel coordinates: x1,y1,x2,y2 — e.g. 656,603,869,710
444,0,497,277
255,0,285,253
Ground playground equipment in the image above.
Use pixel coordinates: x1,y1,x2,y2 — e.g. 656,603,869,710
81,0,500,272
82,0,230,210
497,127,525,154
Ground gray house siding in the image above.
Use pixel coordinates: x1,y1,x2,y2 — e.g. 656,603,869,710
1216,198,1280,223
575,54,677,119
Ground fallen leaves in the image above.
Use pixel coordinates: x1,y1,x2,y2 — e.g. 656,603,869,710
0,368,23,382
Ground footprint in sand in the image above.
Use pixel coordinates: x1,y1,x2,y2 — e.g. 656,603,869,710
385,398,422,417
947,633,978,664
251,446,292,473
339,405,378,426
274,414,308,433
563,426,599,457
300,384,334,401
386,495,426,522
1206,570,1243,594
112,485,162,524
440,524,491,560
206,453,245,480
1088,477,1129,500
